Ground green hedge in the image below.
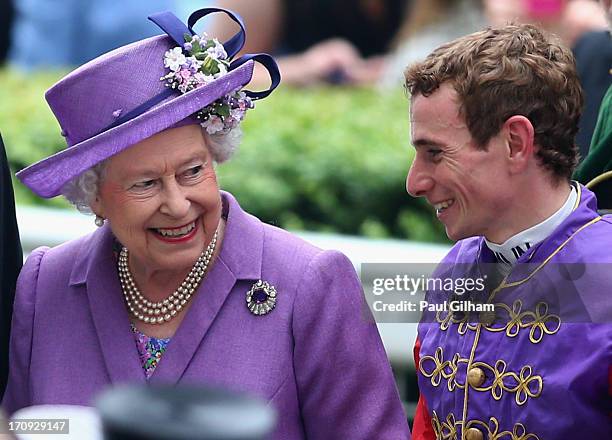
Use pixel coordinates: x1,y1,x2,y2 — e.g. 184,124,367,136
0,69,448,243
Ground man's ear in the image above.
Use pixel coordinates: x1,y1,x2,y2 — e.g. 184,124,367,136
503,115,535,174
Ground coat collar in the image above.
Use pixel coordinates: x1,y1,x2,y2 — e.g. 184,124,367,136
478,183,599,265
67,191,264,384
216,191,264,281
476,183,603,289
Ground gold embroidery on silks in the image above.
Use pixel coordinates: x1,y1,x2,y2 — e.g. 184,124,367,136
419,347,466,391
465,417,540,440
437,309,471,334
470,360,543,406
431,411,460,440
431,413,540,440
420,348,543,405
435,300,561,344
486,301,561,344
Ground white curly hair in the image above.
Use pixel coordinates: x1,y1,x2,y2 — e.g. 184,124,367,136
61,127,241,214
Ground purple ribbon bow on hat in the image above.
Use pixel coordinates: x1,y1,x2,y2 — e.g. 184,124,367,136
105,7,281,133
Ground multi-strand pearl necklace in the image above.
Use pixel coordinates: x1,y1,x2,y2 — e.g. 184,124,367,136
118,229,218,325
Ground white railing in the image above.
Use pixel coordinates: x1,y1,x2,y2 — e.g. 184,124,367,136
16,205,449,369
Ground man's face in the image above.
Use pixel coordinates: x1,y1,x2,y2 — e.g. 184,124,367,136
406,84,513,242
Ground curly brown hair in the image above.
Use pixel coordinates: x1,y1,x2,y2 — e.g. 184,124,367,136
404,23,583,180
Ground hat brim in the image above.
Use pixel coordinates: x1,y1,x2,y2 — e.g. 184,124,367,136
17,61,254,198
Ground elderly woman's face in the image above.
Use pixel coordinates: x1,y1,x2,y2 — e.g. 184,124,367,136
91,124,221,275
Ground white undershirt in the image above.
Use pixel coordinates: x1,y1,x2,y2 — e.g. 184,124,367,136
485,185,577,275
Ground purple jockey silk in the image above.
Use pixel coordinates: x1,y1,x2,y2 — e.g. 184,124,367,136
2,192,411,439
417,183,612,438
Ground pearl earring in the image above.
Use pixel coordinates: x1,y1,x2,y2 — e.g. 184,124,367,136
95,215,104,227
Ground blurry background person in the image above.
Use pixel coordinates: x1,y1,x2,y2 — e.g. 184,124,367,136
209,0,413,87
0,133,22,401
484,0,607,47
485,0,610,157
2,9,411,439
573,19,612,158
380,0,486,87
200,0,612,102
574,0,612,207
0,0,13,65
559,0,608,45
571,0,612,161
8,0,211,69
385,0,610,89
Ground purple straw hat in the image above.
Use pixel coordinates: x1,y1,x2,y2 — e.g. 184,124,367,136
16,8,280,198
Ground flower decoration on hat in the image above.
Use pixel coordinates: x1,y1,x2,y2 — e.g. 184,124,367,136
161,33,254,135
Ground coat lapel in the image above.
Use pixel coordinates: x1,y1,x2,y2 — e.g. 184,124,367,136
148,257,237,384
70,225,146,385
150,191,264,384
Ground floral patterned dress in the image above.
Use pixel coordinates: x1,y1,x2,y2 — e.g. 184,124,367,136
130,323,171,379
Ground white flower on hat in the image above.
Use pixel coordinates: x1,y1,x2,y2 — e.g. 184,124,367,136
206,40,228,60
164,47,187,72
194,71,214,84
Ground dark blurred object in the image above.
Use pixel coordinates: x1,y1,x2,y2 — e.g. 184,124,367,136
0,0,13,64
0,408,17,440
586,170,612,211
283,0,409,57
97,384,276,440
573,30,612,160
210,0,412,87
0,133,22,400
574,83,612,185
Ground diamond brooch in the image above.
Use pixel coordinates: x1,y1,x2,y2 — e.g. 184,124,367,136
246,280,277,316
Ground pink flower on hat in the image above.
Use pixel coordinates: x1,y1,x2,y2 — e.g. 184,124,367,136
179,69,192,80
202,115,225,134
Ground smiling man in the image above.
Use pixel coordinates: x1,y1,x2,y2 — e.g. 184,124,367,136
405,24,612,439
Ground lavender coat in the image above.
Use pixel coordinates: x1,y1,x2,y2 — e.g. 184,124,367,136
417,184,612,438
2,192,410,439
